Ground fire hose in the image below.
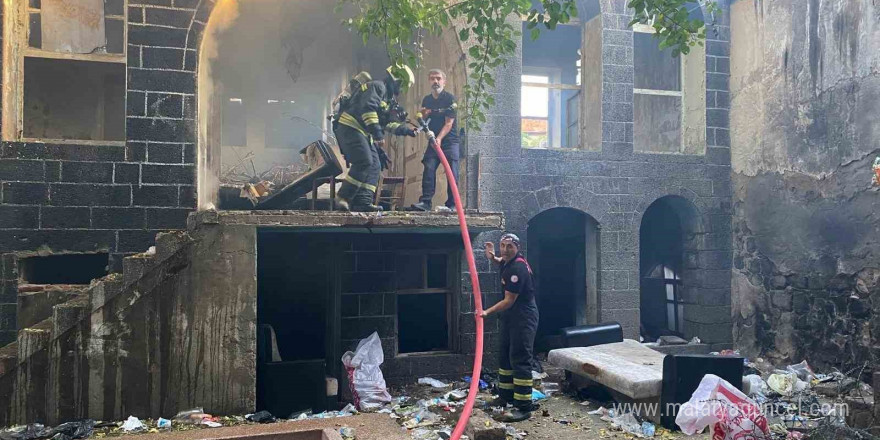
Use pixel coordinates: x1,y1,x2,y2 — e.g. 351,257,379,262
414,113,484,440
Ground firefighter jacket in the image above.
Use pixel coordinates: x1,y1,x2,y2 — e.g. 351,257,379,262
337,80,393,142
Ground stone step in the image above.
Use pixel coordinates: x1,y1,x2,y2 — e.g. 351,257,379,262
18,319,53,360
122,255,155,287
17,284,88,330
88,275,123,313
155,231,192,260
52,294,89,337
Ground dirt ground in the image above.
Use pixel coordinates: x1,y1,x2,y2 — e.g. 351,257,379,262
389,380,711,440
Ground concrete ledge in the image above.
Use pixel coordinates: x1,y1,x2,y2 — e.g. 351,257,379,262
189,210,505,231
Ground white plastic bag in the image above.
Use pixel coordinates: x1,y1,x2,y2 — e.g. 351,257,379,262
342,332,392,410
675,374,770,440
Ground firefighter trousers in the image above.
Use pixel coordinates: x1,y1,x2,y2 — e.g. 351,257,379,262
336,125,381,199
497,306,539,409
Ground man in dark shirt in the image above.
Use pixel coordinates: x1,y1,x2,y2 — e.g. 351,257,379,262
410,69,460,212
481,233,539,422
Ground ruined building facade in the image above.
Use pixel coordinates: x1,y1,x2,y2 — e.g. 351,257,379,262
0,0,873,426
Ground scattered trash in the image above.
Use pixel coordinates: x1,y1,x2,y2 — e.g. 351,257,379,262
676,374,770,440
173,408,212,425
444,390,467,401
418,377,451,389
609,412,645,437
768,373,798,396
588,407,608,416
541,382,559,397
202,421,222,428
121,417,145,433
531,389,546,401
641,421,655,437
463,376,489,390
339,427,355,439
785,360,816,382
156,419,171,430
743,374,768,398
342,332,392,410
246,410,277,424
690,336,701,344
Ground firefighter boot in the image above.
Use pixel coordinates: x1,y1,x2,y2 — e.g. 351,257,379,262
350,188,383,212
335,181,357,211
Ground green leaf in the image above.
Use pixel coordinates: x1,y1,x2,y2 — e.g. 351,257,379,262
530,28,540,40
459,28,469,41
469,46,482,58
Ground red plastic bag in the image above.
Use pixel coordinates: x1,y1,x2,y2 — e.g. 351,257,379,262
675,374,770,440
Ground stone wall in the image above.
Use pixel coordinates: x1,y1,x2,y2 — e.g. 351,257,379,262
729,0,880,371
475,0,734,343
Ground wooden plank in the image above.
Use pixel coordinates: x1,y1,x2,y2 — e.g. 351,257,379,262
3,0,26,140
21,138,126,147
23,48,125,64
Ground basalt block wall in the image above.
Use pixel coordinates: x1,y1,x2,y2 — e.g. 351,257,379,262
730,0,880,371
475,0,735,344
0,1,199,346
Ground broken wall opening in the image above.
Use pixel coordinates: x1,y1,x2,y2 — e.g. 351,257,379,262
23,57,126,141
527,207,600,350
18,253,109,284
198,0,390,209
639,196,700,341
255,229,462,415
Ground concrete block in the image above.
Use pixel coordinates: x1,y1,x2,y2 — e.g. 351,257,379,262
132,185,178,207
128,24,187,47
3,182,49,205
0,206,39,229
49,184,131,207
0,160,45,182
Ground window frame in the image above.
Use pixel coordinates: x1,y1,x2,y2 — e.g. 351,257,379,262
394,249,460,357
632,23,706,154
520,20,584,150
3,0,128,145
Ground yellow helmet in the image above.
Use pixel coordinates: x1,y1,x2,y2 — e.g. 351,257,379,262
386,64,415,90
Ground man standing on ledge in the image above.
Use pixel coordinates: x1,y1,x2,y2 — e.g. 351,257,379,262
410,69,460,213
481,233,539,422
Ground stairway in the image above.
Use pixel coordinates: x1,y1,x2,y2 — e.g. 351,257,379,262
0,231,195,427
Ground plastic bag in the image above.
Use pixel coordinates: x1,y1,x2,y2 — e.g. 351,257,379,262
767,373,797,396
246,410,277,424
675,374,770,440
743,374,768,397
342,332,392,411
419,377,451,388
785,361,815,382
121,417,145,433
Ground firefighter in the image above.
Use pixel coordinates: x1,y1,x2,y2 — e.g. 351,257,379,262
481,233,539,422
333,65,417,212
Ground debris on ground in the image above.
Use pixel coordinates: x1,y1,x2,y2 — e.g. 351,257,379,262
342,332,393,411
120,418,144,433
676,374,769,440
419,378,452,389
245,411,277,424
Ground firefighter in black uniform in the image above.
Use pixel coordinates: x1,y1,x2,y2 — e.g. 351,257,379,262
333,65,417,211
481,233,539,422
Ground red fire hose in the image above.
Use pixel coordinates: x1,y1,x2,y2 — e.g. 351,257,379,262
416,114,484,440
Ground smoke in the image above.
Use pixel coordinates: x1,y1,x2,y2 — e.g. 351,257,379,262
197,0,240,210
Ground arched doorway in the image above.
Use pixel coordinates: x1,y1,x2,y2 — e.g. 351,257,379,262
639,196,701,341
527,208,600,350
